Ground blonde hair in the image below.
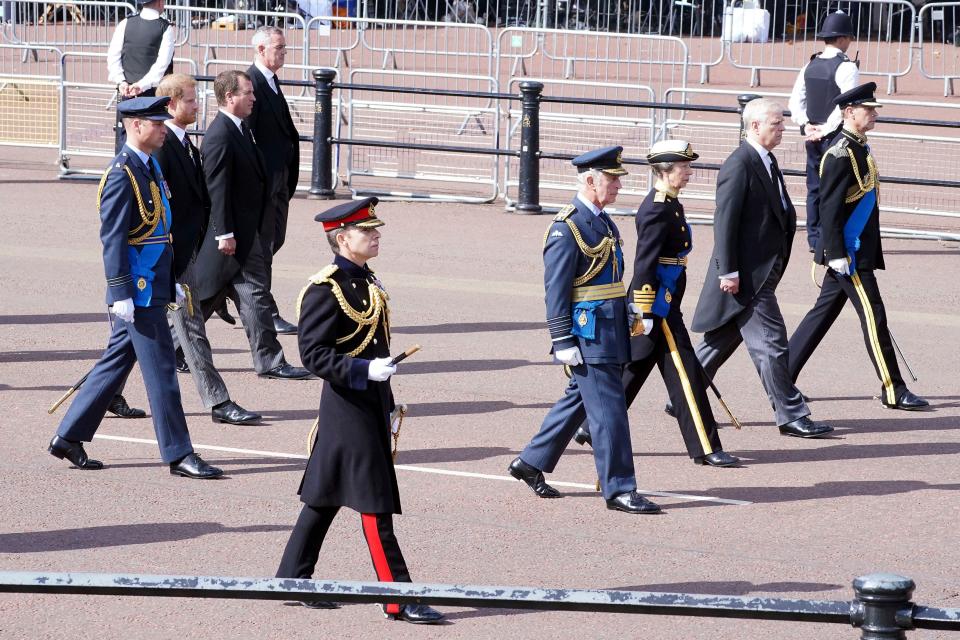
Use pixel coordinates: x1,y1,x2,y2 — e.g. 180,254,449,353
156,73,196,101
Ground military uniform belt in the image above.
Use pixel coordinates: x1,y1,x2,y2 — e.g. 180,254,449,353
131,234,172,246
657,256,687,266
570,282,626,302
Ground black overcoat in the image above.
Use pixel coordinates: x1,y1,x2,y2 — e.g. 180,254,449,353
296,255,399,514
691,142,797,333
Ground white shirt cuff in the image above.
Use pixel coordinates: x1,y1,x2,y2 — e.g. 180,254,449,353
719,271,738,280
215,233,235,241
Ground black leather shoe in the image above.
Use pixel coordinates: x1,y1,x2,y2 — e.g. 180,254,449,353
384,604,445,624
605,490,661,514
273,315,298,335
169,453,224,479
211,400,262,425
175,347,190,374
883,390,930,411
778,416,833,438
107,394,146,419
48,436,103,470
664,402,677,418
694,451,740,467
214,302,236,325
259,363,312,380
573,426,592,447
507,457,560,498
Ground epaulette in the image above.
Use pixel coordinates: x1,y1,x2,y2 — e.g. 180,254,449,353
296,264,340,320
826,137,849,159
553,205,575,222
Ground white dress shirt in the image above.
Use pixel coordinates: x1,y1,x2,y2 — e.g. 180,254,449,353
106,7,177,91
254,59,280,94
575,192,604,217
788,45,859,133
165,120,187,144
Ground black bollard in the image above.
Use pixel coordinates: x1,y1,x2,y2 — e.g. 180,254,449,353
310,68,337,199
737,93,762,141
114,91,124,154
850,574,916,639
516,80,543,214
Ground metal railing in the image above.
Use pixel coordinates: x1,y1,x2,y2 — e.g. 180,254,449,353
918,2,960,96
1,570,960,637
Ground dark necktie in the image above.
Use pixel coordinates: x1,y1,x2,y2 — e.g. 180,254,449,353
768,153,787,210
272,75,282,96
183,135,198,169
241,121,255,147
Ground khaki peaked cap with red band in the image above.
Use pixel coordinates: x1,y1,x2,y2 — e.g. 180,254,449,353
314,197,385,231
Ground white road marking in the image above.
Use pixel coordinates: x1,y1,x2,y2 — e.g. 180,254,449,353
93,434,752,506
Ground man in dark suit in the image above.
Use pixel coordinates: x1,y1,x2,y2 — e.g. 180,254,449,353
195,70,309,380
155,73,261,424
246,26,301,335
788,83,928,411
48,96,222,479
689,98,833,438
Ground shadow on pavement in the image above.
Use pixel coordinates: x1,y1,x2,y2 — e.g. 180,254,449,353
665,479,960,509
735,440,960,464
0,313,107,325
400,359,550,375
396,446,516,465
392,321,543,334
0,522,290,553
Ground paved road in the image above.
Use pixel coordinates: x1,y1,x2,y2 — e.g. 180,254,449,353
1,148,958,639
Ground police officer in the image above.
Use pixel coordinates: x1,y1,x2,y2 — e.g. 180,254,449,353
573,141,740,468
788,83,929,411
47,96,223,480
788,10,859,252
275,198,444,624
107,0,175,99
507,147,660,515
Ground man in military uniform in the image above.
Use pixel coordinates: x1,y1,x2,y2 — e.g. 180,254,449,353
275,198,444,624
788,11,859,252
572,141,740,468
47,96,223,480
507,147,660,515
788,83,929,411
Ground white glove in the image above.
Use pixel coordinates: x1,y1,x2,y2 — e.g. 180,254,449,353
554,346,583,366
640,318,654,336
175,283,187,306
111,298,135,323
828,258,851,276
367,357,397,382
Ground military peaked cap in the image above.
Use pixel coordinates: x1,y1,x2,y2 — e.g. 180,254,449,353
117,96,171,120
314,197,384,231
647,140,699,163
572,146,629,176
835,82,882,108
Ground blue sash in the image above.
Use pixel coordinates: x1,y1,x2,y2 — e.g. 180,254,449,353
843,189,876,274
127,157,173,307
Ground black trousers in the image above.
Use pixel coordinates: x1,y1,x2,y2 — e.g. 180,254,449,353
276,505,411,615
788,268,906,405
581,311,723,459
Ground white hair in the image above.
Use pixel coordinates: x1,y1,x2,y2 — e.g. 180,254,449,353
576,168,605,188
252,25,283,49
742,98,783,130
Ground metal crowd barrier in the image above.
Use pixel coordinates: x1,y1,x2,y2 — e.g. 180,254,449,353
0,0,135,49
0,42,60,148
918,2,960,96
2,570,960,637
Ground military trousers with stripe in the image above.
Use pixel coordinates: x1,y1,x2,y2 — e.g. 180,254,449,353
276,505,411,614
578,310,723,459
788,267,906,405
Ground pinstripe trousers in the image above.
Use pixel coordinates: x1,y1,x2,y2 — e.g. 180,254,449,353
170,256,230,409
200,234,286,375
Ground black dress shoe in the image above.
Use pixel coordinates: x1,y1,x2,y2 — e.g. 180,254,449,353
882,390,930,411
211,400,262,425
48,436,103,470
383,604,445,624
573,426,592,447
169,452,224,479
259,363,312,380
507,457,560,498
605,490,661,514
175,347,190,374
664,402,677,418
694,451,740,467
778,416,834,438
214,302,236,325
107,394,146,419
273,315,298,335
